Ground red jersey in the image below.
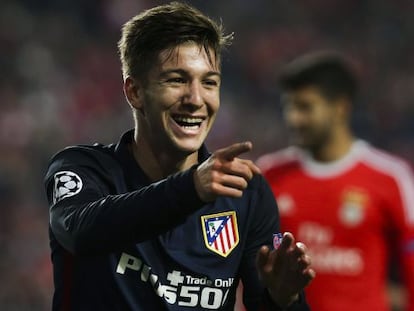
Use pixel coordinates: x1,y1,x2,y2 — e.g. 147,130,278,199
257,140,414,311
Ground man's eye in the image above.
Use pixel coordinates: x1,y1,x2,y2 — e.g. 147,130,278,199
203,79,219,87
167,77,185,83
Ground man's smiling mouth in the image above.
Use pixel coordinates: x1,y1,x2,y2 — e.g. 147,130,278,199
172,115,205,129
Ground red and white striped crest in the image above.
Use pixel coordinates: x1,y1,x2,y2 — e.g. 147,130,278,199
201,211,239,257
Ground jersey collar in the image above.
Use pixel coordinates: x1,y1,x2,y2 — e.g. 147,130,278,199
298,139,369,178
114,129,210,186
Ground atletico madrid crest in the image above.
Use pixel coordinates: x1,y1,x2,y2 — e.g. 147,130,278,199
201,211,239,257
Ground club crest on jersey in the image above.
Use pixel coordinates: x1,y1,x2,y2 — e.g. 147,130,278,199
53,171,83,204
273,233,283,250
276,193,295,216
201,211,239,257
339,188,369,227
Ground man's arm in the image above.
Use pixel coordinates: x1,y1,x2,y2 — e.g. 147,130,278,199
388,162,414,311
46,142,260,256
45,149,204,255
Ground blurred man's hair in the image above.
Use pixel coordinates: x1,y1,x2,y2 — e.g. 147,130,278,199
118,1,233,81
278,51,358,102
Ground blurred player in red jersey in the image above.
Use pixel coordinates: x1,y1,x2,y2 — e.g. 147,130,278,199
256,51,414,311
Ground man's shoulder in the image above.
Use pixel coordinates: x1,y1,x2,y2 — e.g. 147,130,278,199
44,142,120,184
50,142,117,166
357,141,414,179
256,146,302,173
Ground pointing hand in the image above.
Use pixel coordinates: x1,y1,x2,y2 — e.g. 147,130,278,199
194,142,261,202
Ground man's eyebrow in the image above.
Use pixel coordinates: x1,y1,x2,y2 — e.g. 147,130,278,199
159,69,185,77
205,71,222,79
159,69,221,78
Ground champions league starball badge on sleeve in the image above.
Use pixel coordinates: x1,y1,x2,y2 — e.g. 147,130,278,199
53,171,83,204
272,233,283,250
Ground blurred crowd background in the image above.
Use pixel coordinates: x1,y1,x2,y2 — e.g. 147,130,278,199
1,0,413,309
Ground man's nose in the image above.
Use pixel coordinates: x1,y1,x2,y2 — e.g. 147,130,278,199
183,81,204,108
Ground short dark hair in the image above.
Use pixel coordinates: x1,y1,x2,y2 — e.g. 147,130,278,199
278,51,358,101
118,1,233,80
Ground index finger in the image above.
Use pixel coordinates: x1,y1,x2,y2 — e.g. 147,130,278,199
216,141,253,161
278,232,295,252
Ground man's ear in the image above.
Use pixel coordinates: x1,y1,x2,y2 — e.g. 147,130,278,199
123,76,144,110
335,96,352,120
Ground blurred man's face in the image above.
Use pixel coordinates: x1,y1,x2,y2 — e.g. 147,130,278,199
138,42,221,156
282,86,338,150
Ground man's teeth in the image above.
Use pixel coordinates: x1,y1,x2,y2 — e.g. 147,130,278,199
173,116,203,127
175,117,203,123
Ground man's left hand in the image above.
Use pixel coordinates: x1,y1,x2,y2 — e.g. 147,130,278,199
256,232,316,307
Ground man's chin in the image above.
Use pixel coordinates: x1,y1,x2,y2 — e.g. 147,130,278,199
290,134,315,149
174,140,203,155
290,137,309,148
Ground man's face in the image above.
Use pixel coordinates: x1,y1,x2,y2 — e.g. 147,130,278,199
282,85,338,150
138,43,221,155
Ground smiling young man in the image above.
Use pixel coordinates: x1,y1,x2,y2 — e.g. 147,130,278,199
257,51,414,311
44,2,314,311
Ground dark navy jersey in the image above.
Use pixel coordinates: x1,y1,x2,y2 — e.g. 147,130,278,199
44,130,309,311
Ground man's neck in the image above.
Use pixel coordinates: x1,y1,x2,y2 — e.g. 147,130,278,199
132,133,199,182
311,130,354,162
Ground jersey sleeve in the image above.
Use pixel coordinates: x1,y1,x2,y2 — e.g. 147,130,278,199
238,175,310,311
386,162,414,311
44,147,204,255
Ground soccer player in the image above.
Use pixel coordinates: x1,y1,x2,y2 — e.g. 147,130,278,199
44,2,315,310
257,51,414,311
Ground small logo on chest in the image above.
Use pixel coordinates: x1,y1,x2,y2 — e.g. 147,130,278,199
339,188,369,227
201,211,239,257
